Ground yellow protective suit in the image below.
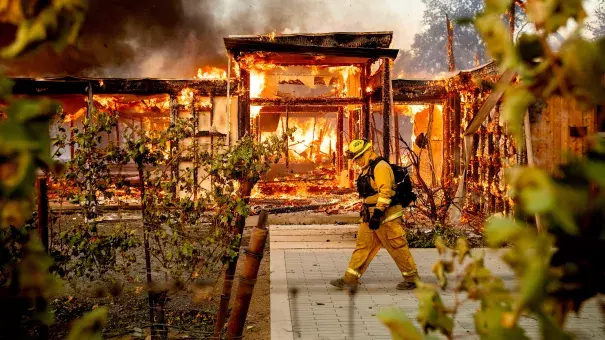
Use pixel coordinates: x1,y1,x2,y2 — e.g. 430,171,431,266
343,150,418,283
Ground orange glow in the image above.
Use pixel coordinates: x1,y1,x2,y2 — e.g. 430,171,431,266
94,96,119,110
250,71,266,98
179,88,195,106
267,31,277,41
63,107,86,123
262,117,337,164
194,66,227,80
400,105,429,145
250,105,262,119
328,66,360,96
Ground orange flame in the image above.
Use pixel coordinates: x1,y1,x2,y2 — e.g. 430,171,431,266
250,71,266,98
250,105,262,119
194,66,227,79
263,117,337,164
179,88,195,106
63,107,86,123
328,66,360,96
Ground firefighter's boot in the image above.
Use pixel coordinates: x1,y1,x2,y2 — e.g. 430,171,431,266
396,271,420,290
330,272,359,289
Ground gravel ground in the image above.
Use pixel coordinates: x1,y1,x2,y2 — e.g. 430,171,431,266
47,211,271,339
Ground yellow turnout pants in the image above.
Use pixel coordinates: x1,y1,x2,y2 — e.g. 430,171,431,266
345,217,417,281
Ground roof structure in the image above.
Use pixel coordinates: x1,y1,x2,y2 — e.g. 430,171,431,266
228,31,394,49
9,77,232,96
224,31,399,65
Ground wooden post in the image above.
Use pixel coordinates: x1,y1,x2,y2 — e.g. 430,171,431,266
337,107,344,173
509,2,516,39
426,105,438,186
442,97,452,181
382,58,391,159
169,94,179,195
453,95,461,175
36,177,49,252
85,84,96,221
115,120,120,144
214,180,254,338
238,68,251,138
348,109,355,185
192,92,199,201
446,14,456,72
285,106,289,169
225,211,270,339
69,119,74,159
524,112,543,232
210,91,215,155
361,62,372,139
393,107,400,165
138,166,156,338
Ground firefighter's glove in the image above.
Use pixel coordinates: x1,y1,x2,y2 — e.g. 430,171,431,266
369,208,384,230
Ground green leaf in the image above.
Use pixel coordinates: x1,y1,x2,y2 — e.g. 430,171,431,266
474,307,530,340
415,285,454,337
455,237,470,264
485,217,523,247
538,312,573,340
583,160,605,188
474,13,517,67
0,0,87,59
66,307,108,340
559,36,605,107
501,86,536,147
432,261,448,289
517,33,544,65
485,0,512,14
378,307,428,340
0,75,14,98
526,0,587,33
434,236,447,255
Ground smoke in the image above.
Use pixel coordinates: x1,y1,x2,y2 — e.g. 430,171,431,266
1,0,423,78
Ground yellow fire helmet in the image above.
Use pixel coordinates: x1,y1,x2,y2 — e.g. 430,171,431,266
346,139,373,160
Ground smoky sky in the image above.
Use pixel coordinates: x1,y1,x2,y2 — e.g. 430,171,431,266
1,0,427,78
0,0,361,78
2,0,228,77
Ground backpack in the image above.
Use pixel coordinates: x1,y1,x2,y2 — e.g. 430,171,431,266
363,157,417,208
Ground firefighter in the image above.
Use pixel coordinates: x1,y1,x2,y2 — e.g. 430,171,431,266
330,139,420,290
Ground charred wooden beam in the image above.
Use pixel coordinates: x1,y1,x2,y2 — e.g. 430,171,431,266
10,77,235,96
394,107,400,165
361,62,371,139
169,94,179,195
509,2,516,39
337,107,344,173
446,14,456,72
229,31,394,49
238,69,251,138
285,106,289,169
225,38,399,61
382,58,391,159
250,97,363,106
259,105,341,113
443,96,452,180
453,94,461,175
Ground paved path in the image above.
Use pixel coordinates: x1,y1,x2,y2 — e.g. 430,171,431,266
270,225,604,340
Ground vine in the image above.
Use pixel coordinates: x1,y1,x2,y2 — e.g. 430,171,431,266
380,1,605,339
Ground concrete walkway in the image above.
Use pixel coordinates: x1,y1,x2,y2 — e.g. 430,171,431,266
270,224,604,340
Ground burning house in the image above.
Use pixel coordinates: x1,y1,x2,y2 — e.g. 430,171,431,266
224,32,399,201
3,31,603,217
